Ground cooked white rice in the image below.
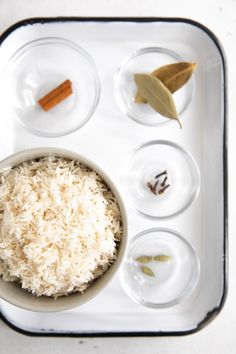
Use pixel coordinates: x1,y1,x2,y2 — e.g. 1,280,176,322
0,156,122,297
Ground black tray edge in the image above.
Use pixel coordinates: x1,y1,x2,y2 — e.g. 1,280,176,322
0,16,228,338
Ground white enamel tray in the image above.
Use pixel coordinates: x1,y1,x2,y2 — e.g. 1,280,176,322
0,17,227,336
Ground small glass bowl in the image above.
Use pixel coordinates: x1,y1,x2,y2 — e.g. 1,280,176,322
120,228,200,308
3,37,100,137
122,140,200,219
114,47,193,126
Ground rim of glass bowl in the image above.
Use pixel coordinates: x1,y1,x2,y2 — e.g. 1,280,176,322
113,46,194,127
120,227,200,309
3,37,101,138
121,140,201,219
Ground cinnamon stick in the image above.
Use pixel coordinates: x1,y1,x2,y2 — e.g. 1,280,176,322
38,79,73,111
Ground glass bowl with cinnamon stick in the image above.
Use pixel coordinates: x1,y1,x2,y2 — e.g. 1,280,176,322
2,37,100,137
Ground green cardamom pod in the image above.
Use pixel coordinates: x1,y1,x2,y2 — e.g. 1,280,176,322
154,255,171,262
141,265,155,277
135,256,153,263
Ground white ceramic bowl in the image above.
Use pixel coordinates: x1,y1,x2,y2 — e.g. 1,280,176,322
0,148,128,312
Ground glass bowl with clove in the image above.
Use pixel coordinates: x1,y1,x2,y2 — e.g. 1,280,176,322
120,228,200,309
114,47,196,128
122,140,200,219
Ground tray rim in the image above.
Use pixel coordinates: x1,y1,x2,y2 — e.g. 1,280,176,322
0,16,228,338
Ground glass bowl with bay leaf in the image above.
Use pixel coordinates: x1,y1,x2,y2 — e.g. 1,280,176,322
120,228,200,308
114,47,196,127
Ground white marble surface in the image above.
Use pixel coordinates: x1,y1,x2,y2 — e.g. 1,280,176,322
0,0,235,353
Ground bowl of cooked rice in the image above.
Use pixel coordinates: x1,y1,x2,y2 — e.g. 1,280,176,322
0,148,127,312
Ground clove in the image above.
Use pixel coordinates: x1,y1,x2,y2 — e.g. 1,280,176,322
155,170,167,179
147,170,170,196
158,184,170,195
147,180,159,195
160,176,168,187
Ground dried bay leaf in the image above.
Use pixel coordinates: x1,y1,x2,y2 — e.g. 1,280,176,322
135,91,148,104
135,62,197,103
154,62,197,93
134,73,181,128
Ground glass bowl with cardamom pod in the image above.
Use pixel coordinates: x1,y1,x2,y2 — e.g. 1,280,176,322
2,37,100,137
114,47,196,128
120,228,200,308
